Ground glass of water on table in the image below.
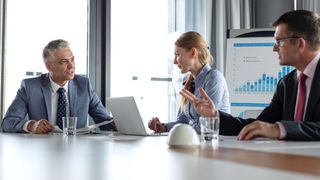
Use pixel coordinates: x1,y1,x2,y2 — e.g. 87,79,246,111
199,110,219,144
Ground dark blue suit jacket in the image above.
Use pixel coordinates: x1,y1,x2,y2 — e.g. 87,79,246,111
1,74,113,132
220,60,320,140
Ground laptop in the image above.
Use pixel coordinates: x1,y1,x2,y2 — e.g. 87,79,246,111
106,96,168,136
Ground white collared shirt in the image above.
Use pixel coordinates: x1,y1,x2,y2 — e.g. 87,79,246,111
49,78,70,126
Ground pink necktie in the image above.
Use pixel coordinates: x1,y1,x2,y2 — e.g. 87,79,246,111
294,73,307,122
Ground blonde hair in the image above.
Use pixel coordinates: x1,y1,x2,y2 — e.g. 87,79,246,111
175,31,214,111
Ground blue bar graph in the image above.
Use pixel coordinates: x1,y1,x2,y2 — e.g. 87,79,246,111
234,66,294,93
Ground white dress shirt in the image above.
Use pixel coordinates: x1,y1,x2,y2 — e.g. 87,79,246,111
49,78,70,126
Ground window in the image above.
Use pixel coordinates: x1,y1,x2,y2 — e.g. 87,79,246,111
110,0,183,123
3,0,88,112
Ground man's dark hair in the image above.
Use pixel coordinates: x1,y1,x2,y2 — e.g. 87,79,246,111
272,10,320,50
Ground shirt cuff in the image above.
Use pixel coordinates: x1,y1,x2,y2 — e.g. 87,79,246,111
276,122,287,139
23,120,35,133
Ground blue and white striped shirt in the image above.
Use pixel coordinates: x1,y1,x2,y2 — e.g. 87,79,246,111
165,63,230,134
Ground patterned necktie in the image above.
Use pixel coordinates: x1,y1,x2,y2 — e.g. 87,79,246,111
56,88,67,129
294,73,307,122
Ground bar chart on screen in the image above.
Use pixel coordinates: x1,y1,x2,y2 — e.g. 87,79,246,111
233,66,294,94
226,36,294,116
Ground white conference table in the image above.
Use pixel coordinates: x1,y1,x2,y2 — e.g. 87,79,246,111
0,132,320,180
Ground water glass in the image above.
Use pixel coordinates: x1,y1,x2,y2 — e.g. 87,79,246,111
199,115,219,143
62,117,78,136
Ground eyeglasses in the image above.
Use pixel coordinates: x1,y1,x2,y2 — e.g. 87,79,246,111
274,37,300,47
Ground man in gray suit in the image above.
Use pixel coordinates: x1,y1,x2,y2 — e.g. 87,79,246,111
1,39,113,134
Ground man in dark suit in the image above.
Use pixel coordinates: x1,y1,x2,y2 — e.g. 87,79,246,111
1,39,113,134
180,10,320,141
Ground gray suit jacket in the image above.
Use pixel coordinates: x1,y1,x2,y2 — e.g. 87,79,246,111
1,74,113,133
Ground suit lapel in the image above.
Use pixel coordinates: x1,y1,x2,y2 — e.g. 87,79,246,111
41,74,52,121
284,70,298,120
68,80,77,117
304,60,320,121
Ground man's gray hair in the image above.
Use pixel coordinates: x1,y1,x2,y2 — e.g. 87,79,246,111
42,39,70,63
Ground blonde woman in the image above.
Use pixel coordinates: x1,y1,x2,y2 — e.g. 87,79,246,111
148,31,230,134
